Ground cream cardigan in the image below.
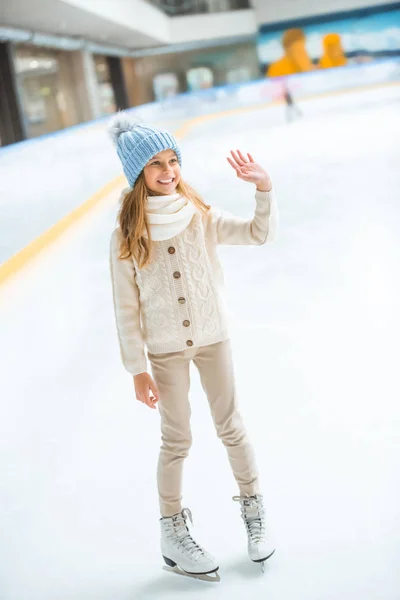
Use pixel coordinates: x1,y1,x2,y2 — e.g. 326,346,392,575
110,189,278,376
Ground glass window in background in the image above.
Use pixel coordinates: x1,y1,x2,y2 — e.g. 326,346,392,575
153,73,180,101
186,67,214,91
14,47,66,139
94,56,117,116
226,66,252,84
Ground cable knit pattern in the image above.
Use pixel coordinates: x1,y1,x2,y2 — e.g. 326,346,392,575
182,215,221,338
110,189,278,375
135,245,181,347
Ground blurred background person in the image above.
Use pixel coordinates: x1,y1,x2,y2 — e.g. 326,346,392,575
282,81,302,122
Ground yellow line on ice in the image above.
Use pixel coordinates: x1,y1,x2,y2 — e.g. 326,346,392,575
0,175,125,286
0,79,398,287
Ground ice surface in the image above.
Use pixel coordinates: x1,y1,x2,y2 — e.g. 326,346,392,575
1,85,400,600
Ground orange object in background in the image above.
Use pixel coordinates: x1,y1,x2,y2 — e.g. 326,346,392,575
319,33,347,68
267,29,316,77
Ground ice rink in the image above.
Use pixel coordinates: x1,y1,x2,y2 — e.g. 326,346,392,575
1,85,400,600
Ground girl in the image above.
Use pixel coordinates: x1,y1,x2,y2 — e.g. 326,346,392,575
109,116,278,582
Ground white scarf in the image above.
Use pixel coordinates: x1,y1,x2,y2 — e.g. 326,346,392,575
145,193,196,241
119,188,197,241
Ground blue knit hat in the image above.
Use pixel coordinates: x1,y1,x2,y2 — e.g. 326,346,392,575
108,113,182,188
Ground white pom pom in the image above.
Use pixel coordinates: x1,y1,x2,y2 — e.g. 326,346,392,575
108,112,143,145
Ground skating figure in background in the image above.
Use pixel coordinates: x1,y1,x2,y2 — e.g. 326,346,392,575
108,115,279,580
283,82,302,122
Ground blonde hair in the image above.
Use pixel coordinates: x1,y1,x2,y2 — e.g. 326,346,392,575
118,172,210,269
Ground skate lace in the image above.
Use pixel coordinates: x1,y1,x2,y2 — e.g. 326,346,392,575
165,508,205,561
233,494,266,544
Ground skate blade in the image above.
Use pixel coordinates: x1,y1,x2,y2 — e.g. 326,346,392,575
163,565,220,582
252,548,276,573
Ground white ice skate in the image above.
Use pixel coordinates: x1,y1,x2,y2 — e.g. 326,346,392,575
233,493,275,572
160,508,220,582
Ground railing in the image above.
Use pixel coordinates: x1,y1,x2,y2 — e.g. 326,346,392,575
146,0,251,16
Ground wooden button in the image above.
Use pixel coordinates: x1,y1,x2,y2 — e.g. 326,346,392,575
173,271,181,279
178,297,186,304
168,247,175,255
186,340,193,347
183,320,190,328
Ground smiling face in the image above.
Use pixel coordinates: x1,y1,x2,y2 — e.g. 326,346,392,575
143,149,181,195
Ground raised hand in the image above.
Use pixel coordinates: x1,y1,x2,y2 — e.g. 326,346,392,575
227,150,272,192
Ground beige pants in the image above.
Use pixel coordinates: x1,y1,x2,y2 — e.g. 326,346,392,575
148,339,260,517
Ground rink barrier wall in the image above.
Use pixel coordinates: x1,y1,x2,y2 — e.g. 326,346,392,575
1,57,399,157
1,59,400,287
